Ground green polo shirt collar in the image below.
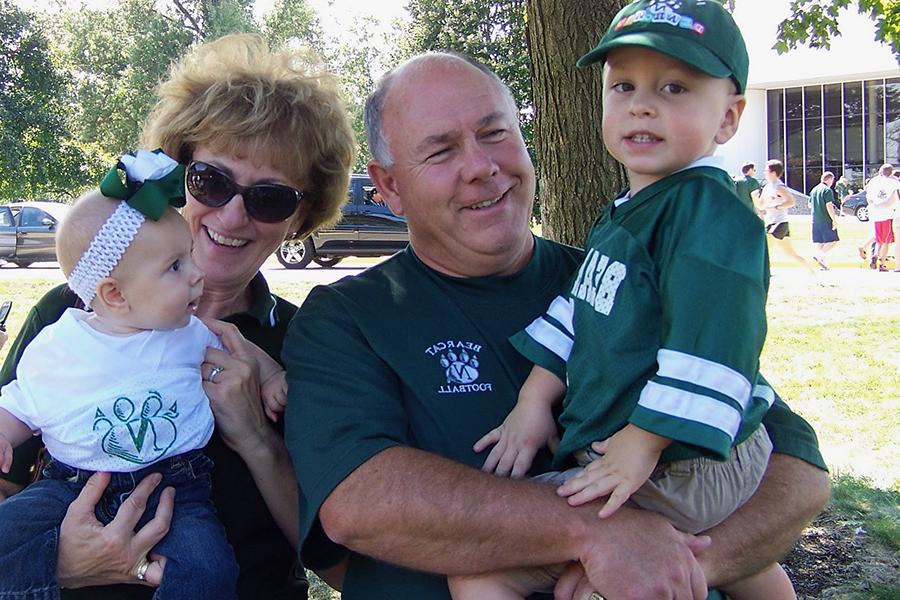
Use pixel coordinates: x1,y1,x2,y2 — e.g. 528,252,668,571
241,272,280,328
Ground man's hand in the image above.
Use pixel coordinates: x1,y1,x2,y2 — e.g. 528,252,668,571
473,395,559,479
57,472,173,588
553,508,710,600
570,507,710,600
557,425,668,518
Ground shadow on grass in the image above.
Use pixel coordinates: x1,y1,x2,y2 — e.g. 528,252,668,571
784,474,899,600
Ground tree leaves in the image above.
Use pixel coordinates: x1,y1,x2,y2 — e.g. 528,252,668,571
775,0,900,62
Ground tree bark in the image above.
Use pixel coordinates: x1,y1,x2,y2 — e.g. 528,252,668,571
525,0,628,247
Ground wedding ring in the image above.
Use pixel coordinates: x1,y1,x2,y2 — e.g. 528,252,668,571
207,365,225,383
134,556,151,581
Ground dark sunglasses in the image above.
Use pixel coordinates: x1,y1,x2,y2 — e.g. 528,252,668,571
185,161,304,224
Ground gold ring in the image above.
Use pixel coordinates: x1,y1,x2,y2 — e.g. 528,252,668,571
134,556,151,581
207,365,225,383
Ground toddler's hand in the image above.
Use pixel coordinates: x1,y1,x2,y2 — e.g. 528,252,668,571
260,370,287,422
473,398,559,479
0,435,13,474
557,424,667,518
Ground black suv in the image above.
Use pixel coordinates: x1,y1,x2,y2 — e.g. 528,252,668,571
275,174,408,269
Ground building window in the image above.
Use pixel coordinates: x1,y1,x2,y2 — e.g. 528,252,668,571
767,89,784,165
823,83,843,179
767,77,895,190
843,81,864,186
785,87,804,190
864,80,885,170
885,77,900,166
804,85,823,192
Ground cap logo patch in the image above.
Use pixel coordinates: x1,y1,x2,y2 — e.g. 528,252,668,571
615,1,707,35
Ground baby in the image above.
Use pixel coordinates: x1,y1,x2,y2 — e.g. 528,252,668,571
0,150,286,599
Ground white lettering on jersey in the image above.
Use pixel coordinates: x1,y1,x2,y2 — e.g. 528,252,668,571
571,248,627,316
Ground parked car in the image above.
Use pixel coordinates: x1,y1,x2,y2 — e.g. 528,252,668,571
0,201,70,267
275,174,408,269
840,190,868,221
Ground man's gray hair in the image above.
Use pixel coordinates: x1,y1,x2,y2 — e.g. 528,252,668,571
364,52,518,167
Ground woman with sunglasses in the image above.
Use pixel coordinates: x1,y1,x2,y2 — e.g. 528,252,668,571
0,34,354,599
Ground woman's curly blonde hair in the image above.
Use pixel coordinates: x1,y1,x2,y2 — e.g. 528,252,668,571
141,33,355,237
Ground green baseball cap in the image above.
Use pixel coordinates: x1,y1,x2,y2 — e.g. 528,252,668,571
577,0,748,94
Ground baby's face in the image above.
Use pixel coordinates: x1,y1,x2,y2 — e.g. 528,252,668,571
601,47,744,195
114,210,205,331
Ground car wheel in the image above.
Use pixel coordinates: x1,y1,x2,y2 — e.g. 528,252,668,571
312,255,343,268
855,206,869,222
276,237,315,269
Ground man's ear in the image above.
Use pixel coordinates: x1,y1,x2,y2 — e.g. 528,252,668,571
368,161,404,216
94,277,129,315
715,95,747,145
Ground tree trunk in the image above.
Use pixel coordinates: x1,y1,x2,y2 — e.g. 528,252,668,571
525,0,628,247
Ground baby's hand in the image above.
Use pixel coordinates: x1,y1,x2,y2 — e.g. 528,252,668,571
473,398,559,479
260,370,288,422
557,424,668,518
0,434,13,474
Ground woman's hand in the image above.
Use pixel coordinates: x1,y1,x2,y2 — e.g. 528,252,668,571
201,319,271,457
200,318,300,548
57,472,173,588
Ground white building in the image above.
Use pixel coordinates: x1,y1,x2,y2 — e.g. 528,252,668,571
720,0,899,192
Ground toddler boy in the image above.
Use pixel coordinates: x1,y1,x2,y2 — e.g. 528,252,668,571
451,2,794,599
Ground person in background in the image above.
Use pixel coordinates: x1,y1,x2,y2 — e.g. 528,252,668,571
809,171,839,271
758,159,815,274
734,162,761,210
0,33,355,599
285,51,830,600
833,175,850,217
865,163,900,272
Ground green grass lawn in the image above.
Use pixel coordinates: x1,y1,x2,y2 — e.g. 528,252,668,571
0,216,896,598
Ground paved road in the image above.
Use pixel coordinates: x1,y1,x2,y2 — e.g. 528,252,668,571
0,255,376,285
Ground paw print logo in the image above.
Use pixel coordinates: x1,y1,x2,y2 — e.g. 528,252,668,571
439,348,480,384
93,391,179,465
648,0,682,9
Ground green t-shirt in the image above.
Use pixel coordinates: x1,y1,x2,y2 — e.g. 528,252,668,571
286,237,826,600
733,174,761,210
0,276,311,600
810,182,836,225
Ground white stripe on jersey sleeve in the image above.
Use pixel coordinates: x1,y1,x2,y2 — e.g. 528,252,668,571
656,348,752,410
524,318,573,361
638,380,742,439
751,382,776,408
546,296,575,335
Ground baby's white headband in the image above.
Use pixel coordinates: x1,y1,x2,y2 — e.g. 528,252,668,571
67,150,186,307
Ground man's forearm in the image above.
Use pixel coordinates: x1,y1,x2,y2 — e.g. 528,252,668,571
319,446,705,580
320,446,590,574
700,454,830,587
